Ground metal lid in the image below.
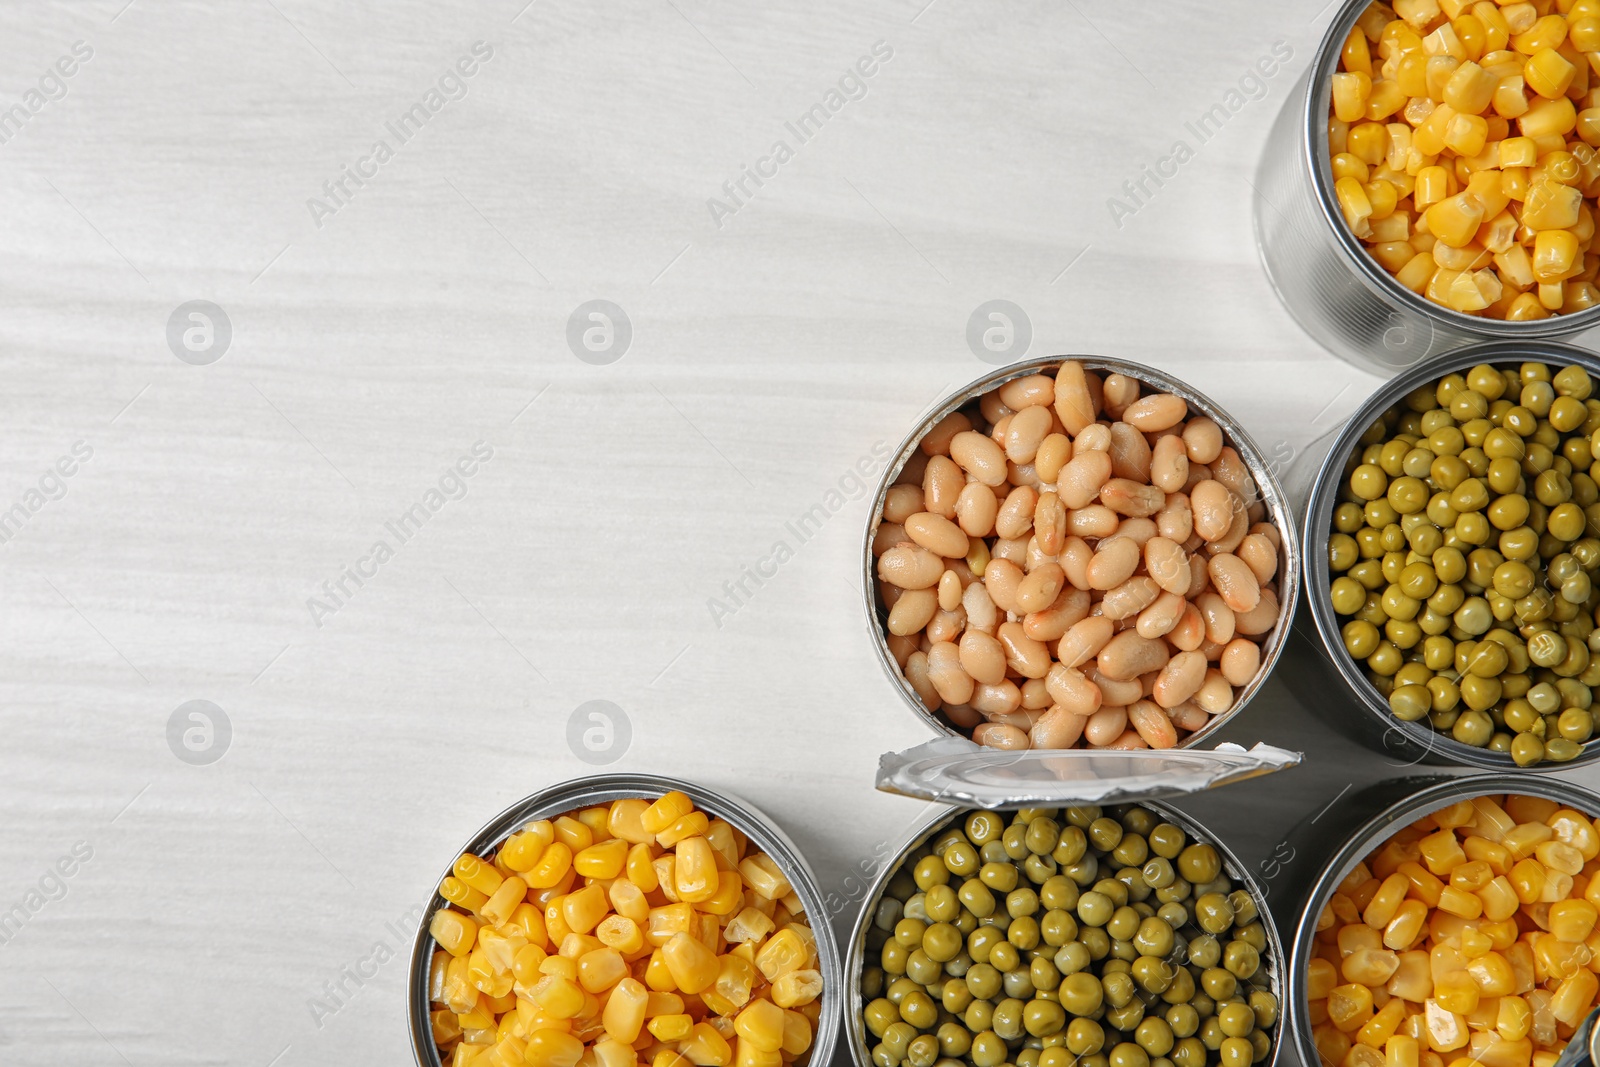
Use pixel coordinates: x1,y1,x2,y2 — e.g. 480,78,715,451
876,736,1302,808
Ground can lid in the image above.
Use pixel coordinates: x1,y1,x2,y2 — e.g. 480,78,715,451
875,736,1302,808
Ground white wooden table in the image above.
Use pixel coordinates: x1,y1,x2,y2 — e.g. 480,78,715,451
3,1,1594,1063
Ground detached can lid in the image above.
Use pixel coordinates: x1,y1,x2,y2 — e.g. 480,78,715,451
876,736,1303,808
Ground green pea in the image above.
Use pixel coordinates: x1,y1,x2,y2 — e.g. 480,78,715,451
961,878,997,918
970,1030,1008,1067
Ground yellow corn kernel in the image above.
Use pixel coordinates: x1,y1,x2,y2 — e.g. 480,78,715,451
578,947,628,995
1552,967,1600,1026
1424,1000,1469,1052
468,948,513,998
641,792,694,835
711,953,756,1014
1312,957,1341,999
482,876,528,928
780,1010,812,1058
501,826,554,873
433,908,479,958
653,856,678,902
1535,839,1585,875
596,915,645,956
1415,165,1452,209
1538,864,1576,897
592,1040,635,1067
721,908,773,947
1550,811,1600,860
1504,822,1557,860
1496,995,1531,1041
1521,97,1579,139
1436,970,1481,1014
1369,80,1410,121
526,843,574,891
599,975,648,1042
574,838,629,880
656,812,710,849
673,837,717,904
1427,192,1489,247
445,954,479,1013
513,942,550,985
661,932,718,994
1375,239,1419,271
1420,828,1471,874
1439,886,1485,918
653,1052,693,1067
1417,101,1460,154
1510,858,1547,902
649,1014,694,1041
524,1029,584,1067
1333,153,1371,183
697,871,742,918
1445,112,1490,155
1351,121,1391,164
1365,873,1412,928
1497,136,1537,168
680,1020,733,1067
1400,252,1439,293
1347,947,1404,985
1527,47,1578,99
561,883,607,936
1450,860,1493,891
737,855,791,902
770,969,822,1009
1506,289,1553,319
1460,927,1492,960
608,880,649,926
1466,951,1516,996
552,816,593,853
456,853,505,897
443,876,491,913
543,900,572,947
1384,900,1429,952
1513,14,1569,55
755,928,808,982
530,975,585,1019
647,904,695,948
1332,983,1378,1032
1445,61,1498,113
627,842,659,893
1338,72,1377,123
644,947,676,992
734,998,785,1054
1388,1034,1421,1067
1467,1031,1532,1067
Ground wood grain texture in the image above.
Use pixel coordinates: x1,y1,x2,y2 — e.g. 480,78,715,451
2,0,1590,1063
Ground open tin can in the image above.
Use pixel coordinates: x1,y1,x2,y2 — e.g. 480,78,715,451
406,774,842,1067
862,355,1302,753
1300,340,1600,770
844,740,1303,1067
1272,774,1600,1067
1253,0,1600,375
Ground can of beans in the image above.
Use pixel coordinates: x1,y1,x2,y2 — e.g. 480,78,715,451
863,355,1302,754
847,745,1298,1067
1253,0,1600,376
406,774,842,1067
1302,339,1600,770
1278,774,1600,1067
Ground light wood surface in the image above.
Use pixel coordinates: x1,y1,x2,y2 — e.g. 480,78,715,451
5,1,1597,1063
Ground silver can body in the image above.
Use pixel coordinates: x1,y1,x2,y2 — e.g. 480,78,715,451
1253,0,1600,376
406,773,841,1067
1301,339,1600,769
1281,775,1600,1067
844,800,1287,1067
862,354,1302,749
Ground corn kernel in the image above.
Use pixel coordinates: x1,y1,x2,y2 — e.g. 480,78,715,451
433,908,479,958
1332,983,1378,1031
1389,1034,1421,1067
525,1029,585,1067
641,792,694,835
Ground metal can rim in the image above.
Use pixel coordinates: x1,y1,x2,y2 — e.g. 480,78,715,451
1298,0,1600,338
1286,773,1600,1067
1300,338,1600,770
842,800,1288,1067
861,354,1304,749
405,773,842,1067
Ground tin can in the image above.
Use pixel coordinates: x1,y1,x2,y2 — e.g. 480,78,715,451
1253,0,1600,376
1300,340,1600,769
862,354,1302,749
843,796,1288,1067
1278,774,1600,1067
406,774,842,1067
